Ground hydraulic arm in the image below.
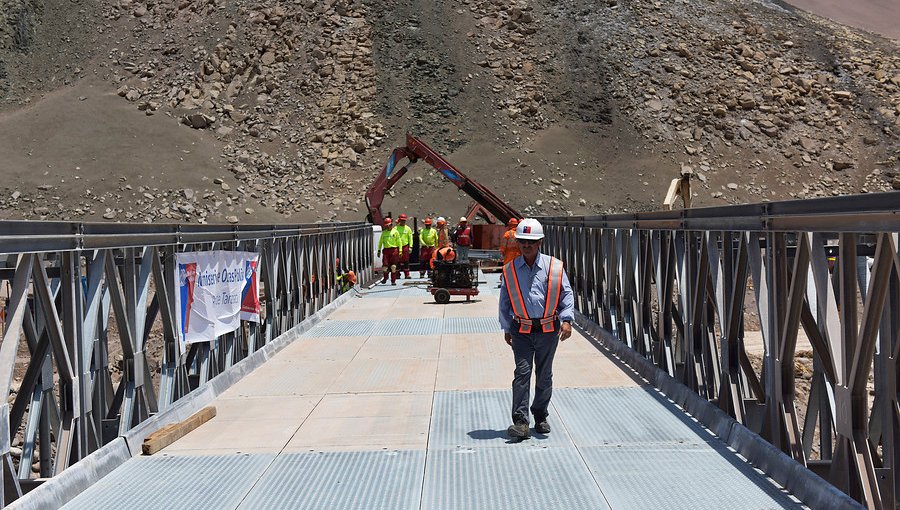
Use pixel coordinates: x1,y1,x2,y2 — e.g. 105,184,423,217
365,134,522,226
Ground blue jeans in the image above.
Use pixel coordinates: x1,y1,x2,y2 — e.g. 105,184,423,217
510,326,559,424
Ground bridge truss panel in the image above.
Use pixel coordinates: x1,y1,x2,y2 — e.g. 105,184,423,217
541,192,899,509
0,221,372,505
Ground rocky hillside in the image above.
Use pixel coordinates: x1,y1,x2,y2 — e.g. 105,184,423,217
0,0,896,224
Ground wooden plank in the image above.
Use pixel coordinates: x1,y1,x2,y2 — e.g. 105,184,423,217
141,406,217,455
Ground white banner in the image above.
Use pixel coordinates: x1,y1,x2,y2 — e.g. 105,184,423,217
174,250,260,353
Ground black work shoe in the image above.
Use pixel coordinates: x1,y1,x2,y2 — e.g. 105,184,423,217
534,419,551,434
507,423,530,439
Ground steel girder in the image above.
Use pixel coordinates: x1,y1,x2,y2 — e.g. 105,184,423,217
541,192,900,509
0,221,372,505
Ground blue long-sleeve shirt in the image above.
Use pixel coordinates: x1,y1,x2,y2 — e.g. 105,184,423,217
498,253,574,333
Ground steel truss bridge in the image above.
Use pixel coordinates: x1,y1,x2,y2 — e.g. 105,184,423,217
0,193,897,509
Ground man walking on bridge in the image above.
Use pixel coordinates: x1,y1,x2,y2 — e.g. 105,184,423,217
498,218,574,439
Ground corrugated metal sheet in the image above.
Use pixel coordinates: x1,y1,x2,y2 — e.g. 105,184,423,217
301,319,374,338
372,318,443,336
552,387,714,446
62,454,275,510
429,390,570,448
239,450,425,510
580,444,804,509
421,447,611,510
442,317,502,334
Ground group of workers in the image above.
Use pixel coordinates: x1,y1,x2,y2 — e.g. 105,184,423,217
376,215,475,285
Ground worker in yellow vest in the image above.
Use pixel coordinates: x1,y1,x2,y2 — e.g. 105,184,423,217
419,217,438,277
395,214,414,279
498,218,574,440
376,217,401,285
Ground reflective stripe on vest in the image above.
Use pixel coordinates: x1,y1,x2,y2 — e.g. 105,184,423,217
502,262,531,333
456,226,471,246
503,257,565,334
438,228,450,247
542,257,564,332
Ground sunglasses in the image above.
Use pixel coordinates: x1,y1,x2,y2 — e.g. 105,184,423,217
517,239,539,245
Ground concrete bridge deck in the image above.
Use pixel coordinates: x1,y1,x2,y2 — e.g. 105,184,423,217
60,273,805,509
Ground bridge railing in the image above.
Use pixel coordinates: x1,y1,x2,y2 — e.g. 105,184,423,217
0,221,372,504
542,192,899,510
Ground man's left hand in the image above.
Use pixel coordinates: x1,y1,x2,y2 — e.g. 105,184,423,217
559,322,572,341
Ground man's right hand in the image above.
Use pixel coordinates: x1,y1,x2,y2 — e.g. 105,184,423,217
504,332,512,346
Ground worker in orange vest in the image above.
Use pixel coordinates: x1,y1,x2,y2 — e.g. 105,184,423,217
430,245,456,269
499,218,574,440
499,218,521,265
436,216,450,248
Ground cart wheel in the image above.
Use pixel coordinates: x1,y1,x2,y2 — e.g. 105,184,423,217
434,289,451,304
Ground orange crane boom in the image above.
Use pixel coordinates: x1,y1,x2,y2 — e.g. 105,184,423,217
364,134,522,226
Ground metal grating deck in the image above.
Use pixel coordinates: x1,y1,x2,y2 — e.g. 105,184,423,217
421,447,612,510
442,316,502,334
62,453,275,510
301,319,374,338
302,317,502,338
238,450,425,510
429,390,570,448
372,318,444,336
57,273,811,510
580,444,803,509
552,386,714,445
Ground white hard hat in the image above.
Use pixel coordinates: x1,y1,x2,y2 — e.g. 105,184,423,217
437,216,445,223
515,218,544,240
459,216,468,222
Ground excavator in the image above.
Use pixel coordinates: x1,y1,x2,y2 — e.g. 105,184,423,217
365,134,522,236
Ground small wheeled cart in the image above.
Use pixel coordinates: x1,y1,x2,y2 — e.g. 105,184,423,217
428,260,479,304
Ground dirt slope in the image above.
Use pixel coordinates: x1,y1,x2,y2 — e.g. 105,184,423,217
0,0,896,224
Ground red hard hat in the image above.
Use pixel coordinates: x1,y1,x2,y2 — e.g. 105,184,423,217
508,218,519,227
424,217,432,225
383,218,392,226
398,214,408,221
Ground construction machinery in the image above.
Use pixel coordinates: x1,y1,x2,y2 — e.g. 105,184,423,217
365,134,522,245
429,259,479,303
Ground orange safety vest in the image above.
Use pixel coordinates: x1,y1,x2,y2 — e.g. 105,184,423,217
431,246,456,268
499,229,521,265
437,226,450,248
502,256,565,334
